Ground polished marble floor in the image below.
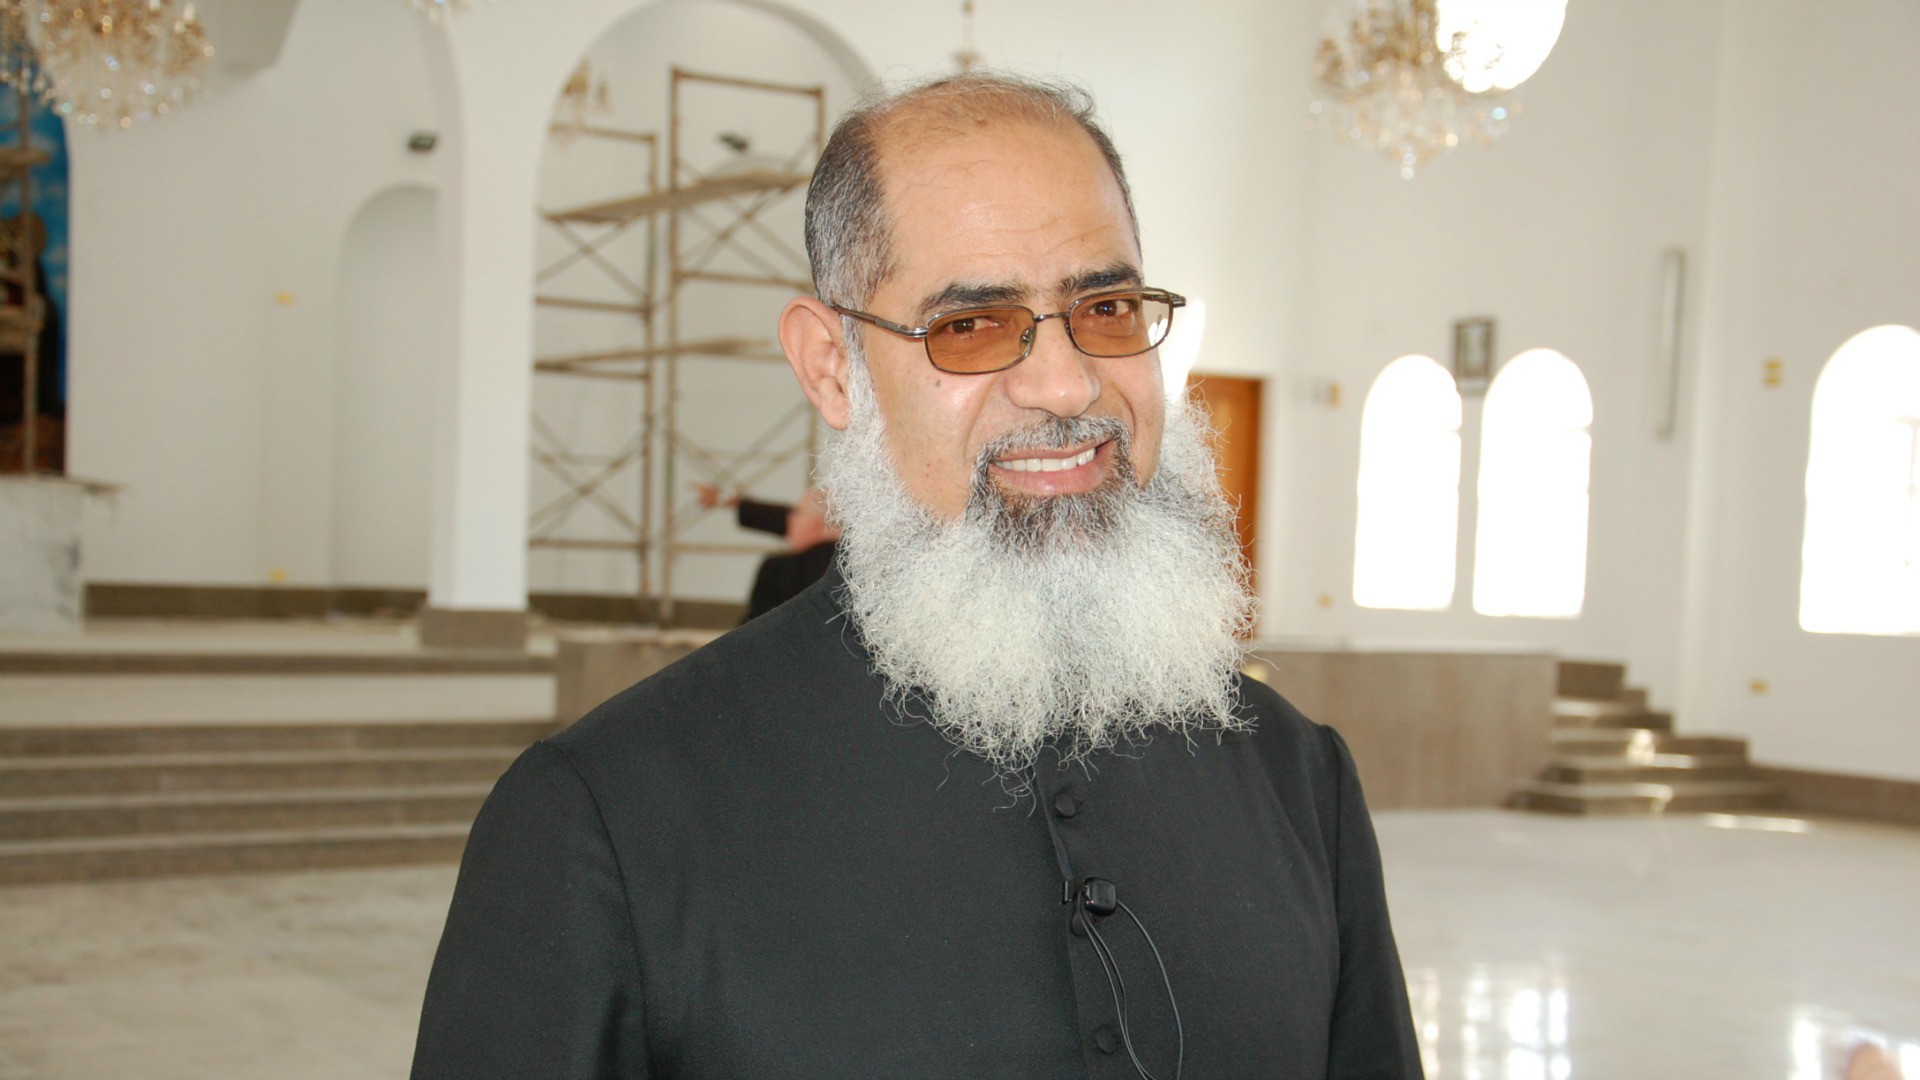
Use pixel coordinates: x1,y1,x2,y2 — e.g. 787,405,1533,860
1377,812,1920,1079
0,809,1915,1078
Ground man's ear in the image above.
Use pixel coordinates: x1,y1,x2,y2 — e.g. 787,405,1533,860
779,297,852,431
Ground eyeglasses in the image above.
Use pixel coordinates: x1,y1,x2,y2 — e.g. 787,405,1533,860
829,287,1186,375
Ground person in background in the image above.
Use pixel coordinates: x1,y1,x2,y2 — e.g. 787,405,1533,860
696,483,841,620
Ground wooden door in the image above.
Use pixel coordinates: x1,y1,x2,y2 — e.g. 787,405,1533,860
1186,374,1262,579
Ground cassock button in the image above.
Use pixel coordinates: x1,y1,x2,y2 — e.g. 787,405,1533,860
1052,793,1079,819
1093,1024,1121,1054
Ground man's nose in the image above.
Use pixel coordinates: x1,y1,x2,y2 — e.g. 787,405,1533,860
1001,316,1099,417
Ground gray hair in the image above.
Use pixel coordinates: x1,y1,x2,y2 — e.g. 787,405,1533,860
803,71,1140,312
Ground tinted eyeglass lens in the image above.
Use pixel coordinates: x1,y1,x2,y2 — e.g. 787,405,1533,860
925,307,1035,373
1069,292,1173,357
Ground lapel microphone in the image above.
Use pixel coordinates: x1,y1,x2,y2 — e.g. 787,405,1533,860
1068,876,1185,1080
1035,760,1184,1079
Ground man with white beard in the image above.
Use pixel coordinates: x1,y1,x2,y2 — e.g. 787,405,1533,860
414,72,1421,1080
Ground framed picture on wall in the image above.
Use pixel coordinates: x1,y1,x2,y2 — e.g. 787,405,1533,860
1453,316,1495,396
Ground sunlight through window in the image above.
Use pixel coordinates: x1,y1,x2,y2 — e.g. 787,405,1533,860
1354,355,1463,610
1437,0,1570,93
1473,349,1592,618
1799,324,1920,635
1161,298,1206,400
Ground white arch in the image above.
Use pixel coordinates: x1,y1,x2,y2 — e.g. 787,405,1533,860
414,0,875,613
332,183,442,588
524,0,876,169
1800,324,1920,635
1353,354,1463,611
1472,347,1593,618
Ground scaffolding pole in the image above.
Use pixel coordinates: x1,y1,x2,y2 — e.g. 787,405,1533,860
532,67,825,625
530,125,661,611
658,66,825,624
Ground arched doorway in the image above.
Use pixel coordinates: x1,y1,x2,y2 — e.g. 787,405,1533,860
333,184,442,589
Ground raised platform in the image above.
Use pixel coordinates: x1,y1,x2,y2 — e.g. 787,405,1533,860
0,617,566,883
0,717,551,885
1509,659,1787,816
1244,642,1558,810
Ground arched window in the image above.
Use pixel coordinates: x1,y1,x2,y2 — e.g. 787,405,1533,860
1800,324,1920,635
1353,355,1463,610
1473,349,1593,618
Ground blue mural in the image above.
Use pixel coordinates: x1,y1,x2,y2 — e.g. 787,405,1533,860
0,90,69,410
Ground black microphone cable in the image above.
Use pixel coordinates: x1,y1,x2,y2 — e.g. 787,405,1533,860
1037,779,1184,1080
1076,882,1184,1080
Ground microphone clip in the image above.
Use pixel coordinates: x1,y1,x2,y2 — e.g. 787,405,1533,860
1072,876,1118,918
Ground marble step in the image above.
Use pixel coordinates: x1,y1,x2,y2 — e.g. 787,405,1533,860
1612,686,1650,709
1556,660,1626,701
0,784,493,841
1549,728,1750,759
0,651,552,675
1552,699,1674,731
0,719,553,758
0,747,522,798
1541,757,1756,785
1511,779,1786,815
0,822,472,885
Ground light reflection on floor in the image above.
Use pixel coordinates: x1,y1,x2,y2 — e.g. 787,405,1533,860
1405,962,1573,1080
1406,969,1920,1080
1377,811,1920,1079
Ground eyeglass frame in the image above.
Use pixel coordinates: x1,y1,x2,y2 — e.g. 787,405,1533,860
826,287,1187,375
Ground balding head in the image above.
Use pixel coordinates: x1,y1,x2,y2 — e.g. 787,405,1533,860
804,72,1139,312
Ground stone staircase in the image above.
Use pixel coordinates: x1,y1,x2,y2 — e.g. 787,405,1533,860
1510,659,1785,815
0,718,548,884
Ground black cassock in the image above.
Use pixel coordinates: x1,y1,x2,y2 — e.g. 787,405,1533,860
413,568,1422,1079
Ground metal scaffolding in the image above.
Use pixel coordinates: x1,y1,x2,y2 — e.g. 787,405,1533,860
534,66,826,623
530,117,662,608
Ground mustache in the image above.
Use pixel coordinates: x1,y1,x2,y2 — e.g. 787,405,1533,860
966,415,1137,549
972,415,1132,478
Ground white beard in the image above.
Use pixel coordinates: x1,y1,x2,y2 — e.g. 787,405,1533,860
816,354,1257,781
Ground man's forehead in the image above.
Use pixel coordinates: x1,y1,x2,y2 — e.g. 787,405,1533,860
910,262,1143,322
875,113,1109,201
871,117,1139,311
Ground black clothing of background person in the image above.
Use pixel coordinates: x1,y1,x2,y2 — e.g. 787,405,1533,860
734,496,837,621
745,538,837,621
411,567,1423,1079
734,496,792,538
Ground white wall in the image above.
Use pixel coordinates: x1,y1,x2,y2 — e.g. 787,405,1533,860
67,0,440,586
1677,0,1920,779
1281,0,1920,779
1273,0,1725,708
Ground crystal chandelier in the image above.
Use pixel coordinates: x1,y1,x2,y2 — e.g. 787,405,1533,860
0,3,45,98
1309,0,1513,179
549,58,610,144
8,0,214,129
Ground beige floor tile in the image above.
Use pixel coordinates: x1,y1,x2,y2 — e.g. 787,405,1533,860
0,811,1916,1077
